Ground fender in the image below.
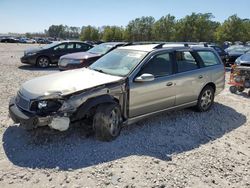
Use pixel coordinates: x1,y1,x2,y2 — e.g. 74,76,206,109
73,94,117,120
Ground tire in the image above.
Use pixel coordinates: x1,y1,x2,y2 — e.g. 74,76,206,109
248,90,250,97
229,86,237,93
37,56,50,68
196,86,215,112
237,86,245,92
93,103,122,141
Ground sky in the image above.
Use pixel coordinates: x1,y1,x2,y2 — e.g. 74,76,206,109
0,0,250,33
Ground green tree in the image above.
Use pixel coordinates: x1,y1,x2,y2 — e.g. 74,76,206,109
215,15,246,43
174,13,219,42
152,14,176,41
125,16,155,41
102,26,124,41
80,25,100,41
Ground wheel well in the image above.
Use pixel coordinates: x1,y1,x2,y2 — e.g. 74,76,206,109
74,95,120,121
36,55,51,65
87,99,120,117
204,82,216,92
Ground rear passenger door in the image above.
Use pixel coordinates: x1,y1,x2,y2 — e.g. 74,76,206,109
173,50,209,105
75,43,92,52
129,52,176,118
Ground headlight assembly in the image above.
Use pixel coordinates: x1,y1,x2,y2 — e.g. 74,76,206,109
30,99,63,114
235,58,241,65
59,59,83,66
38,100,47,109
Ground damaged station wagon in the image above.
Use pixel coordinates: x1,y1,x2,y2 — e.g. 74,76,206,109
9,43,225,141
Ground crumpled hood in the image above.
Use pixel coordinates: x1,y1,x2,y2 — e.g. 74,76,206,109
60,51,100,60
20,68,123,99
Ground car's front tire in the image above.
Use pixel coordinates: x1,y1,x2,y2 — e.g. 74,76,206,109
196,85,215,112
37,56,50,68
93,103,122,141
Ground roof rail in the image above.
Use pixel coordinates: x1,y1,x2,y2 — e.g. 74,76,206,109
123,41,164,46
153,42,195,49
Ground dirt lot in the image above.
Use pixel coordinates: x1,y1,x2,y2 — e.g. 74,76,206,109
0,43,249,188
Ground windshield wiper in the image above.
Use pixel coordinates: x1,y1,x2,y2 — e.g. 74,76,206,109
91,68,105,73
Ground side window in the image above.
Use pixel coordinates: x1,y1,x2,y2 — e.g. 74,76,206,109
176,51,199,73
67,43,74,49
197,51,220,67
53,44,66,51
76,43,91,50
140,53,173,77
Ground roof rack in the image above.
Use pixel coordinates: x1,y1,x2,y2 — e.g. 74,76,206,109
123,41,165,46
153,42,211,49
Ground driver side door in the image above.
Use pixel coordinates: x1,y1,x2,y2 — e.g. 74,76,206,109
51,43,67,62
129,52,176,118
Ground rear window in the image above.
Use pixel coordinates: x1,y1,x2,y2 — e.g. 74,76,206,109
197,51,220,67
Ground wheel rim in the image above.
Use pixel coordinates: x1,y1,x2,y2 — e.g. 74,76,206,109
108,108,120,136
200,90,212,110
38,58,49,67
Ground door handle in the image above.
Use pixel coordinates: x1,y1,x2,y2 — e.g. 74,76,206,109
166,82,173,86
198,75,203,79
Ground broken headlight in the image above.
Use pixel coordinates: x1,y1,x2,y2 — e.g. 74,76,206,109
30,99,63,114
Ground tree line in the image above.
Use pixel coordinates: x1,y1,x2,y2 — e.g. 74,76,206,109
41,13,250,44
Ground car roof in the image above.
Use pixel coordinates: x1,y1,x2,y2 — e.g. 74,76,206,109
119,43,214,52
119,44,160,52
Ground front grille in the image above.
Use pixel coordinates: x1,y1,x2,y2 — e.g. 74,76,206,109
16,93,30,111
241,63,250,67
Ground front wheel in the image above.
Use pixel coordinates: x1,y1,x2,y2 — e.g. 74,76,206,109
37,56,50,68
196,86,215,112
93,103,122,141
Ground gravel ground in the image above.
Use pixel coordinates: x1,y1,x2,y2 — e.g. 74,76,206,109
0,43,249,188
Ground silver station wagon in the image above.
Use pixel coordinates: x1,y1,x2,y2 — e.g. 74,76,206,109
9,43,225,141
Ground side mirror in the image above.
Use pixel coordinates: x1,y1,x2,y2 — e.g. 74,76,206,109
134,73,155,82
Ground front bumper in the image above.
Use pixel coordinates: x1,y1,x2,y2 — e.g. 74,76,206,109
9,98,52,130
58,63,85,71
20,56,36,65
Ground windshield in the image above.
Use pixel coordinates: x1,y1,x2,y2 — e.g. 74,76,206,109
88,43,115,55
89,49,148,77
41,42,60,49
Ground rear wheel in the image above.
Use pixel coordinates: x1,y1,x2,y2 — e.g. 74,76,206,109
196,86,215,112
37,56,50,68
93,103,122,141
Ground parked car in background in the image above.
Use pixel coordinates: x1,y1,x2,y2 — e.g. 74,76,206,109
36,38,52,44
235,51,250,66
58,42,125,71
208,45,229,65
1,37,19,43
9,43,225,141
20,41,93,68
19,38,36,44
225,45,250,66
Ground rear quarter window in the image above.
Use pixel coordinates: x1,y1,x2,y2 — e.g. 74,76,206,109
197,51,220,67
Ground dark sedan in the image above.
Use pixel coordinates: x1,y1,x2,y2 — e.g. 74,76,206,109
20,41,93,68
225,45,250,66
58,42,126,71
1,37,19,43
